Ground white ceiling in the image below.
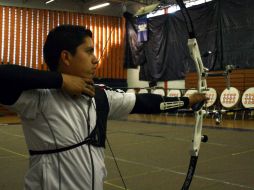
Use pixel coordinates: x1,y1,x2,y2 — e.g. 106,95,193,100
0,0,198,17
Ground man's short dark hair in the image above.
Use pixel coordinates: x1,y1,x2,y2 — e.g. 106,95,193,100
43,24,92,71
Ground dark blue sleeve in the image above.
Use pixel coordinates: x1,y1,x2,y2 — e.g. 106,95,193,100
0,64,62,105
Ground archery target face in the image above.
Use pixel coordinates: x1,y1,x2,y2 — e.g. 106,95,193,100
138,89,148,94
241,87,254,108
204,88,217,108
152,89,165,96
167,89,181,97
220,87,240,109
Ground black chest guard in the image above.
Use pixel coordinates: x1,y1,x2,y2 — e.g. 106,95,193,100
87,87,109,148
29,87,109,156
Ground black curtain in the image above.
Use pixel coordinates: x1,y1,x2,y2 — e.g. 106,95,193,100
124,0,254,81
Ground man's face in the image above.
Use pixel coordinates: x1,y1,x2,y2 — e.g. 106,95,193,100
63,37,98,79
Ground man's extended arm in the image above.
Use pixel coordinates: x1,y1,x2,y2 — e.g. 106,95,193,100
130,92,207,114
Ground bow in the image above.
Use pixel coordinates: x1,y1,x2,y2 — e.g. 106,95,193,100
181,36,208,190
103,2,209,189
175,1,209,189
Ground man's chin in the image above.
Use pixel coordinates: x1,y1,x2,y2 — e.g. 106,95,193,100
81,74,95,79
91,73,96,78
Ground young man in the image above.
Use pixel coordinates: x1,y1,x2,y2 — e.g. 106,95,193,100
0,25,207,190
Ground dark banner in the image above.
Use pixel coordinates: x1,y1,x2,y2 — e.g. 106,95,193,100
124,0,254,81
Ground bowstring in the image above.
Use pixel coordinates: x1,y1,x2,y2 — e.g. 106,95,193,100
96,17,128,189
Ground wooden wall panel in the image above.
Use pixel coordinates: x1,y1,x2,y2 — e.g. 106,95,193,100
185,69,254,95
15,8,21,65
0,7,2,63
32,10,38,69
21,9,27,67
98,15,103,78
0,5,127,79
111,17,116,79
9,7,15,65
3,7,9,64
26,10,32,68
37,10,43,69
103,16,109,78
108,16,113,78
116,19,120,79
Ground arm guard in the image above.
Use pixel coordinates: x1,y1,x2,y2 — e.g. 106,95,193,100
130,93,189,114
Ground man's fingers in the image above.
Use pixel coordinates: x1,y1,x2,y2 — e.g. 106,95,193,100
84,83,95,93
83,78,94,85
82,83,95,97
62,74,96,97
83,88,95,97
73,93,82,98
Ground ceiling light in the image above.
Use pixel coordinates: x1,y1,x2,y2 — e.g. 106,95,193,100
89,2,110,11
45,0,55,4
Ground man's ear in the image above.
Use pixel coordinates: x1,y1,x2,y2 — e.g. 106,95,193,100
60,50,72,66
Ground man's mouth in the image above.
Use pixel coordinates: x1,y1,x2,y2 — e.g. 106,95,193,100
91,70,96,77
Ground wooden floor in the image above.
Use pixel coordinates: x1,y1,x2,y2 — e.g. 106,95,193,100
0,114,254,190
127,113,254,130
1,112,254,130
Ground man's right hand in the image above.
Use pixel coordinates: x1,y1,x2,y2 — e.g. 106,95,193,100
62,74,95,97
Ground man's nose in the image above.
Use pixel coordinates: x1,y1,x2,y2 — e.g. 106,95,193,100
92,57,99,65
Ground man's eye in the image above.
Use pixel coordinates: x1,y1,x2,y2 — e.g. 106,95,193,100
86,49,94,54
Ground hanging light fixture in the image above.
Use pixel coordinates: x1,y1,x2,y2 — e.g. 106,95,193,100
45,0,55,4
89,2,110,11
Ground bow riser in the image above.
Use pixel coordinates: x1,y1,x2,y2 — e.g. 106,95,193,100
188,38,208,93
181,38,208,190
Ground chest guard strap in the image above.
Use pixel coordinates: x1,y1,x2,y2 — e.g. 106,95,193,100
86,87,109,148
29,87,109,156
